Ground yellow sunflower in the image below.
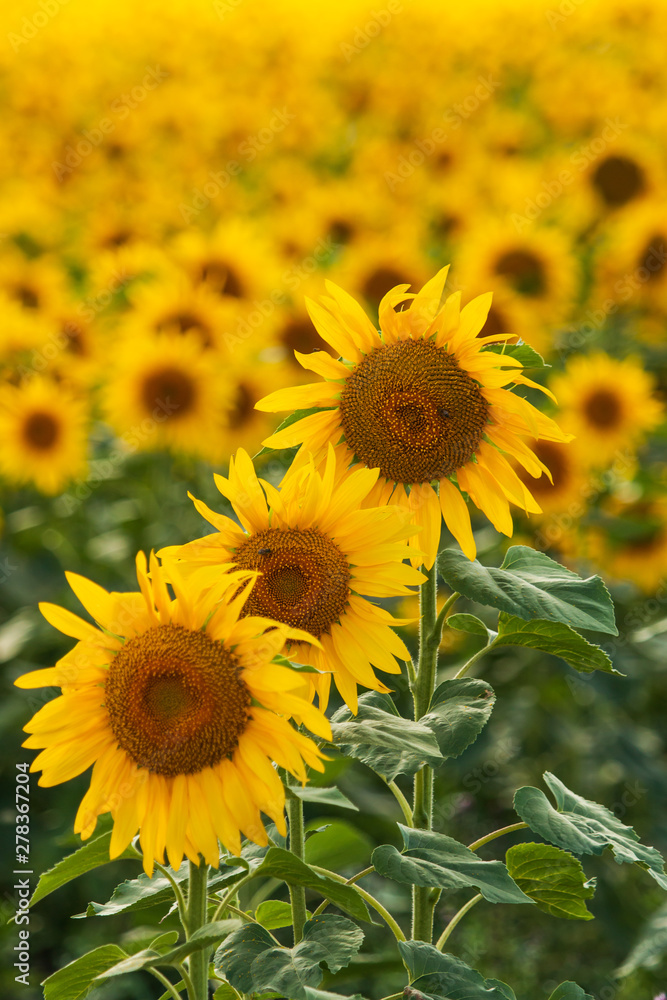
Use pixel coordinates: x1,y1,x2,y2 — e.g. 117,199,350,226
16,553,329,877
256,267,570,568
166,447,423,713
102,331,232,461
551,352,664,467
0,376,88,494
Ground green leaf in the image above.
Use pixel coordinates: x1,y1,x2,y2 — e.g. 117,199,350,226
446,613,495,638
158,980,186,1000
217,914,364,1000
42,944,127,1000
329,691,444,781
505,843,595,920
301,990,368,1000
97,921,239,979
398,941,517,999
288,785,359,811
79,858,248,918
438,546,618,635
212,985,237,1000
372,825,532,905
496,614,620,675
255,899,295,930
255,847,370,921
616,901,667,977
214,924,275,992
31,830,140,907
514,772,667,889
421,678,496,761
486,341,549,369
547,984,594,1000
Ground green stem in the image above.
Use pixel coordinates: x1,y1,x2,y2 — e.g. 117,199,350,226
308,865,406,942
149,968,186,1000
387,779,414,825
412,556,440,943
175,964,195,999
186,860,210,1000
286,781,308,944
155,862,188,932
453,638,497,679
467,821,528,853
434,590,460,637
435,893,482,951
211,873,254,922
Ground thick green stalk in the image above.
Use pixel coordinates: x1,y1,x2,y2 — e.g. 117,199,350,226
411,557,440,942
286,783,308,944
187,860,210,1000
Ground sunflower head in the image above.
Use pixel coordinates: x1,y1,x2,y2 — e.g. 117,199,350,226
16,553,329,876
257,266,572,568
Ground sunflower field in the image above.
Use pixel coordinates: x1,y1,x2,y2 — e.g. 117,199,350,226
1,0,667,998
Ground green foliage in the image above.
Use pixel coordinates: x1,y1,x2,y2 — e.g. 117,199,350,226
329,691,444,780
254,847,371,921
288,785,359,811
42,944,127,1000
216,915,364,999
438,546,618,635
616,902,667,977
373,825,532,905
30,828,140,907
547,985,594,1000
485,342,549,369
421,678,496,759
505,843,595,920
496,614,619,675
97,921,238,978
398,941,517,998
255,899,296,930
514,772,667,889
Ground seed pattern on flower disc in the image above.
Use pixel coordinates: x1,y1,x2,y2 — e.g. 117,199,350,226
338,338,489,484
235,527,351,637
105,623,250,776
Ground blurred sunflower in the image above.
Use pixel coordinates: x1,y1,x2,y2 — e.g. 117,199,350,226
167,447,422,713
585,496,667,593
257,267,570,568
0,376,88,494
102,331,231,460
515,440,599,517
551,352,664,466
16,554,329,877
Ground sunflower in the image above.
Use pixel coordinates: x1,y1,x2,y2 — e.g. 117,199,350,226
584,496,667,594
0,375,88,494
102,331,232,461
256,267,570,568
166,447,423,713
551,352,664,467
15,553,329,877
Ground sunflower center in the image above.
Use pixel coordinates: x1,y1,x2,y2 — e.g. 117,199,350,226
338,338,489,483
494,250,546,297
637,234,667,282
592,155,645,207
23,411,60,450
141,367,196,419
362,266,414,306
228,382,255,430
234,528,351,637
200,261,245,298
526,441,569,494
105,623,250,776
281,318,333,358
583,389,622,429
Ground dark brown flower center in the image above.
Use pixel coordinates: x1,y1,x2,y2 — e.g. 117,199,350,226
637,234,667,282
362,266,414,306
234,528,351,638
583,389,622,429
592,155,645,207
199,260,245,298
494,250,547,297
228,382,255,430
338,338,489,483
281,317,333,359
522,441,570,495
105,623,250,776
141,366,196,418
23,411,60,450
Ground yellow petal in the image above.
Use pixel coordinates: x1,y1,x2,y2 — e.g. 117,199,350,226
438,477,476,561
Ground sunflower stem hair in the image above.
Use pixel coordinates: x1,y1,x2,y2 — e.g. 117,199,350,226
186,859,210,1000
411,551,441,942
286,776,308,944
